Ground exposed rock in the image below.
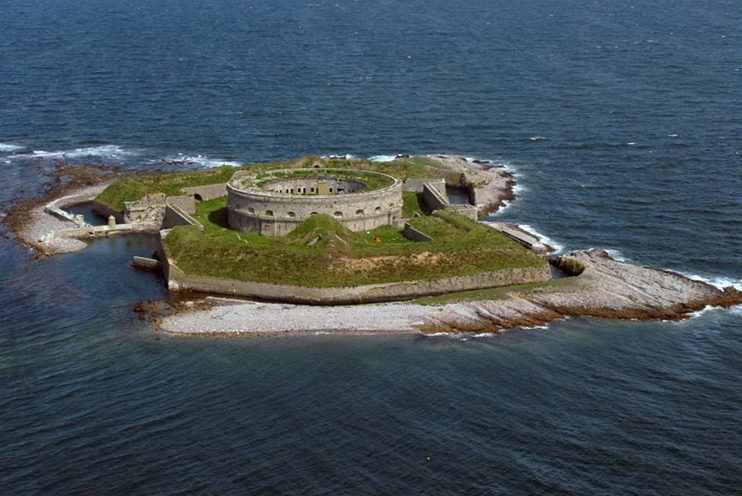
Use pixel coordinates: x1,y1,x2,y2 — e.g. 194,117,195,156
158,250,741,336
418,249,742,333
429,155,515,217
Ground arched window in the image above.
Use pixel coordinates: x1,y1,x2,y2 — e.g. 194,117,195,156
375,206,382,214
287,211,296,218
248,207,255,214
356,209,364,216
194,194,203,202
265,210,274,217
334,211,343,218
310,212,319,216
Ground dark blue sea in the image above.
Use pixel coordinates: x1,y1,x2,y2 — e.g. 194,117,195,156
1,0,741,494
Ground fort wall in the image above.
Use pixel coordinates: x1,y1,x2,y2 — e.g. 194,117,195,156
227,169,403,236
161,250,551,304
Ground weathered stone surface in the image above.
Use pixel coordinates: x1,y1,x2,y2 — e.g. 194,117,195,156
161,247,551,304
227,168,404,236
123,193,166,225
182,183,227,201
159,250,742,335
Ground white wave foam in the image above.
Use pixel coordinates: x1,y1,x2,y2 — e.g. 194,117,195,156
516,224,565,253
160,154,241,168
680,273,742,291
17,145,138,160
667,134,678,137
322,154,356,160
528,136,547,141
687,305,716,319
369,155,396,162
0,143,24,152
605,249,629,262
627,142,636,146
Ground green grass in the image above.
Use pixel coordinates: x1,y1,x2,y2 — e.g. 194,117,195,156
402,191,426,218
410,279,577,305
95,155,451,213
250,168,395,191
163,198,547,288
96,165,245,212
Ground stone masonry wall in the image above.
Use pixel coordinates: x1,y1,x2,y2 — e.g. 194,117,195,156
227,169,403,236
182,183,228,201
161,243,551,304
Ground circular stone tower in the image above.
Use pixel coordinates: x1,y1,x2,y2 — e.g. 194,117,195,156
226,168,403,236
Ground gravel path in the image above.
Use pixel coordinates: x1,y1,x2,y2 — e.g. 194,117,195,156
161,300,438,335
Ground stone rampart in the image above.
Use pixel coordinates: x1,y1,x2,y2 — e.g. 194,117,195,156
183,183,227,201
422,182,450,211
162,204,203,230
403,178,445,194
166,195,196,215
227,169,403,236
161,252,551,304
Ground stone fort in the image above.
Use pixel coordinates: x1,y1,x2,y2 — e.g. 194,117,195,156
227,168,404,236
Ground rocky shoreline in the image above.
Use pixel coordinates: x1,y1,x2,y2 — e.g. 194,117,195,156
1,163,121,256
4,156,740,337
428,155,517,217
159,250,742,336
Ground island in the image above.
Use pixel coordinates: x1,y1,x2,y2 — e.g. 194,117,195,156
5,154,741,336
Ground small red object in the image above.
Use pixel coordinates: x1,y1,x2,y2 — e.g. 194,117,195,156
373,236,381,243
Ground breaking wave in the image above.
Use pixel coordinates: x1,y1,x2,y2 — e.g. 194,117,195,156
8,144,139,161
0,143,25,152
157,154,241,168
322,154,356,160
605,249,629,262
369,155,397,162
516,224,565,253
680,273,742,292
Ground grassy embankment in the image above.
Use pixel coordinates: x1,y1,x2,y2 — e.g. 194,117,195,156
163,196,546,288
94,155,451,212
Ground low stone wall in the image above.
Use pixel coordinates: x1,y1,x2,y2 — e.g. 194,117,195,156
55,223,159,239
422,182,450,211
45,194,92,227
403,222,433,242
183,183,227,201
403,178,446,194
162,204,203,229
92,200,125,223
161,247,551,304
166,195,196,215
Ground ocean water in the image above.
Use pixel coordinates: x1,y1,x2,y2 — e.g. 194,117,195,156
1,0,741,494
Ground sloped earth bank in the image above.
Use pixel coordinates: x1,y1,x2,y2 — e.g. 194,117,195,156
159,250,742,336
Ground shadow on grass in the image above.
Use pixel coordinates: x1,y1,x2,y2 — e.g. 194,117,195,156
207,207,230,229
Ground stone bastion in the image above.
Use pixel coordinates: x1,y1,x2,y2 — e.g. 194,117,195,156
227,168,404,236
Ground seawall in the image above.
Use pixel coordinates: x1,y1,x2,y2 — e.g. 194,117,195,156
160,247,551,305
